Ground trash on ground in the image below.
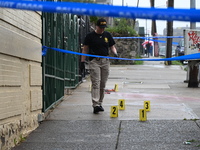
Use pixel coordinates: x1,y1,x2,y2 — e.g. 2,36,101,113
183,141,191,145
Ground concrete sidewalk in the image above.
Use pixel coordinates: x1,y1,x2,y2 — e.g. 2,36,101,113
12,61,200,150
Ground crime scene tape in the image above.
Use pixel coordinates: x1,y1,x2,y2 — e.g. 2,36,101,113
113,36,183,39
151,39,178,45
42,46,200,61
113,36,182,45
2,1,199,61
0,0,200,22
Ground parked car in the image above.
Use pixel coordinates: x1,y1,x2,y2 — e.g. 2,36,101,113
159,46,176,57
175,39,184,56
175,39,187,64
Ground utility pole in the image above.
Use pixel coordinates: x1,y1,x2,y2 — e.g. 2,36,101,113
150,0,156,36
188,0,199,87
150,0,159,57
165,0,174,65
190,0,196,29
133,0,139,28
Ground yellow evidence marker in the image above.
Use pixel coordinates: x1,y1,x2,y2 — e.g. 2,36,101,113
110,106,118,118
118,99,125,110
139,109,147,121
144,101,150,111
114,84,119,92
89,84,91,92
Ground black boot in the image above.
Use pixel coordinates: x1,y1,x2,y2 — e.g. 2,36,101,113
93,106,101,114
99,106,104,111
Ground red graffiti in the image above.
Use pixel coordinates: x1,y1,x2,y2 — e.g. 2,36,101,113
188,31,200,45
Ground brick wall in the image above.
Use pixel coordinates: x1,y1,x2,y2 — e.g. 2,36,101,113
0,9,42,150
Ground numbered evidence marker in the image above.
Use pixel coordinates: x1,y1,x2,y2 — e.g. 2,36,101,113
114,84,119,92
144,101,150,112
118,99,125,110
139,109,147,121
110,106,118,117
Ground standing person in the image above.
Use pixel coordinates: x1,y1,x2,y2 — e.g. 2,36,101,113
81,18,118,114
149,45,153,56
146,41,151,57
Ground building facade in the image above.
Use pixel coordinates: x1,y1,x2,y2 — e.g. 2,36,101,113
0,9,42,150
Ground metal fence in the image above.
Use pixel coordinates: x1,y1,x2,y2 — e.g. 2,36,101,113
42,3,90,112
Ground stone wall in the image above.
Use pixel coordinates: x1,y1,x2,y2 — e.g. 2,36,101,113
110,38,139,64
0,9,42,150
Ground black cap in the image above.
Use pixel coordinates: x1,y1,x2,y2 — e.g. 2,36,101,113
96,18,107,28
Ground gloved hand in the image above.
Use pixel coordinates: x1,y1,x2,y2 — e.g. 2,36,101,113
80,62,85,71
114,53,118,57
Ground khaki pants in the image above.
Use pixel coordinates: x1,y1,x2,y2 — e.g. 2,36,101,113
89,58,110,107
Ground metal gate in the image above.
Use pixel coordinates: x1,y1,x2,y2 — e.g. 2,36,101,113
42,5,90,112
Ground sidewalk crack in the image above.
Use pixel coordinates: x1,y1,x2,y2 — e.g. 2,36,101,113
194,120,200,129
115,121,122,150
